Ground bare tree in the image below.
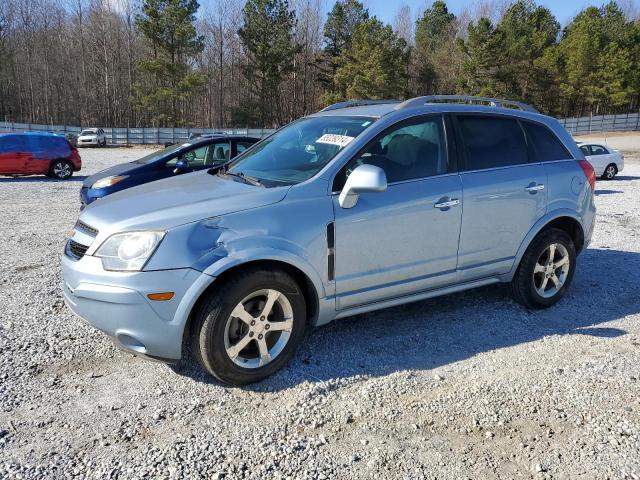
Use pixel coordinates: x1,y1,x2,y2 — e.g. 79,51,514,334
393,3,413,46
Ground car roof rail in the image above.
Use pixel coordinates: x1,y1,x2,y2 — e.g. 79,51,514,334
395,95,539,113
320,99,399,112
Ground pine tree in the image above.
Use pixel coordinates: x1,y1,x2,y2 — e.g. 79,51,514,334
236,0,299,127
557,2,636,115
321,0,369,100
496,0,559,104
132,0,205,126
457,18,506,97
331,18,409,101
414,0,458,94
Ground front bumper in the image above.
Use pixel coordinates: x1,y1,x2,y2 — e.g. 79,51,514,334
61,253,213,360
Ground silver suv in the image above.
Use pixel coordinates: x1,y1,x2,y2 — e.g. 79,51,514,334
62,96,596,385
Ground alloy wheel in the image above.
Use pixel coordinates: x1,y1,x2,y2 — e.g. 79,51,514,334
604,165,616,179
223,289,294,369
53,162,72,179
533,243,570,298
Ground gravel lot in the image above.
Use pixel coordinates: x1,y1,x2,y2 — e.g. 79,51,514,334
1,135,640,479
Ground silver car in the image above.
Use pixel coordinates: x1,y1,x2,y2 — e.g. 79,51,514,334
62,96,596,385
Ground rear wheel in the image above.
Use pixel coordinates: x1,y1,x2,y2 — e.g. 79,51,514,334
511,228,576,309
191,268,306,385
50,160,73,180
601,163,617,180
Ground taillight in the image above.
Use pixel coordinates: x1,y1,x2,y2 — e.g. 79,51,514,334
578,160,596,190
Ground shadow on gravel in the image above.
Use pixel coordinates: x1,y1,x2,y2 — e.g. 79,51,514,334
595,189,623,195
0,175,88,183
171,248,637,390
615,175,640,180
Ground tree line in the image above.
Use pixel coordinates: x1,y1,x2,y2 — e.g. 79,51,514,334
0,0,638,128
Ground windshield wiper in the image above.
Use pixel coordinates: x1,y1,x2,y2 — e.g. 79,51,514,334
218,170,263,187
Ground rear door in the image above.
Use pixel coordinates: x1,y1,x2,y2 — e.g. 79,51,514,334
28,135,69,173
454,114,547,280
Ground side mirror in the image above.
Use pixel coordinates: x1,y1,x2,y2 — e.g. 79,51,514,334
173,158,188,173
338,164,387,209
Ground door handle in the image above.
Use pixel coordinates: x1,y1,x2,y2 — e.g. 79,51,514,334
525,183,545,193
434,198,460,209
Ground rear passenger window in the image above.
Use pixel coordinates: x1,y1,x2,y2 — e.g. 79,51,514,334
236,141,255,154
523,122,571,161
457,116,528,170
34,136,69,156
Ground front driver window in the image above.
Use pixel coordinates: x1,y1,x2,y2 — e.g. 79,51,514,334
335,115,447,190
591,145,607,155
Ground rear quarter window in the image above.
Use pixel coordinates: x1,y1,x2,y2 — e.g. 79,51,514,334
457,115,529,170
523,122,571,161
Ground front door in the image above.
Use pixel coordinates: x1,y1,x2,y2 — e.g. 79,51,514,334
0,135,30,174
332,115,463,310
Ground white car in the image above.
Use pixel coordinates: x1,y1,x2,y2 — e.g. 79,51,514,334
578,143,624,180
77,128,107,147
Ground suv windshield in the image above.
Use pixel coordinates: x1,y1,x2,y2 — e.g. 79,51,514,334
80,130,97,136
227,116,376,186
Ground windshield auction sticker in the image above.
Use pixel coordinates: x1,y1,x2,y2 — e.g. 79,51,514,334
316,134,355,147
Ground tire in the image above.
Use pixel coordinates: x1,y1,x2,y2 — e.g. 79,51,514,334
511,228,576,309
50,160,73,180
601,163,617,180
190,267,307,385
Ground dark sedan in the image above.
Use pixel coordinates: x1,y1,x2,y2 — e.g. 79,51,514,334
81,135,259,209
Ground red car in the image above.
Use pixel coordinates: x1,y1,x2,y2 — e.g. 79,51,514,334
0,132,82,179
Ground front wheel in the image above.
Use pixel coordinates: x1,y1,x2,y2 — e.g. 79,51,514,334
601,163,617,180
50,160,73,180
511,228,576,309
191,268,306,385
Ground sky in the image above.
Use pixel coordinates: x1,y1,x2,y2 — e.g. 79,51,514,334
356,0,627,27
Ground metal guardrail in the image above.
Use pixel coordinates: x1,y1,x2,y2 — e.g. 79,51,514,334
0,123,276,145
1,111,638,144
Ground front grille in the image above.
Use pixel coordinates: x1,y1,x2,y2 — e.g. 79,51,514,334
67,240,89,260
75,220,98,237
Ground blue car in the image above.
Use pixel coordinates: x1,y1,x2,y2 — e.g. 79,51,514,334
80,135,259,209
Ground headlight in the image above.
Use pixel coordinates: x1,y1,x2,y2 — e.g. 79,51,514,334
94,231,165,271
92,175,128,189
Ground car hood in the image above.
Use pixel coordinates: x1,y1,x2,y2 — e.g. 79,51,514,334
80,170,290,232
83,162,141,188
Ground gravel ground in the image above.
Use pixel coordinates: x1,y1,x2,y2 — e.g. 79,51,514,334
1,136,640,479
